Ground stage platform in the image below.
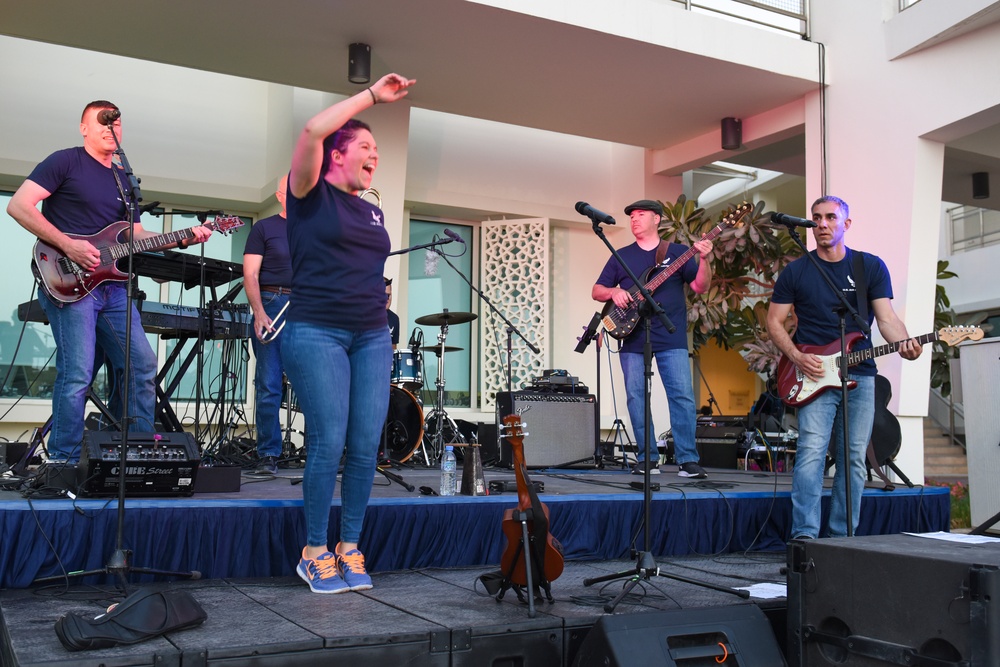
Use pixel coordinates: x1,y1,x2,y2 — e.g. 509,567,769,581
0,462,949,593
2,555,793,667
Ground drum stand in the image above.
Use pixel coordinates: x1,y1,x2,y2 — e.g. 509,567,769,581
280,375,306,466
420,323,466,465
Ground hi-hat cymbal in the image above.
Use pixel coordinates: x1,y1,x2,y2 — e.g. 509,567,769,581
414,311,478,326
420,345,463,354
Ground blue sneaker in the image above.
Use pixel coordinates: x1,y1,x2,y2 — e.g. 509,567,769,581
297,549,350,594
335,544,373,591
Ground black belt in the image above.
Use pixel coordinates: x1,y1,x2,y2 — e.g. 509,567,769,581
260,286,291,295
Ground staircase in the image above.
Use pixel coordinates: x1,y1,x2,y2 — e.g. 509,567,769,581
923,417,967,483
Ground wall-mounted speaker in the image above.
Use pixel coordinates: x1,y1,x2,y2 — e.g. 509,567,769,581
496,392,597,468
722,117,743,150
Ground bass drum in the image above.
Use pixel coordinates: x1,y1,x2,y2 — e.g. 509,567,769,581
381,386,424,463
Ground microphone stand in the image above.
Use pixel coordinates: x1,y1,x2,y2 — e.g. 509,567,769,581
581,218,745,610
782,226,870,537
691,351,720,416
35,124,197,589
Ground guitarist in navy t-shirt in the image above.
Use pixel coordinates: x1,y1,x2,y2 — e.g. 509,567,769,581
766,196,922,540
6,100,213,462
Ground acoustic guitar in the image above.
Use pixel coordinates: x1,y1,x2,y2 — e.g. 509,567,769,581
499,413,564,587
32,216,244,303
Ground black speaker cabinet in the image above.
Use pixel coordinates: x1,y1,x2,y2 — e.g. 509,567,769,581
787,534,1000,666
79,431,201,497
573,603,785,666
496,392,597,468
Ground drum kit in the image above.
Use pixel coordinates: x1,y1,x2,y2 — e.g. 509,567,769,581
382,308,477,466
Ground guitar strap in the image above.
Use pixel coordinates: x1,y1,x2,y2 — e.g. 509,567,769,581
654,239,670,267
851,249,869,326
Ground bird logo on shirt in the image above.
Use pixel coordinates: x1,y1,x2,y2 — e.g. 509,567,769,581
370,210,383,227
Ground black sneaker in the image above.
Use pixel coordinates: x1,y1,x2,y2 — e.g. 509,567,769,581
252,456,278,475
631,459,660,475
677,462,707,478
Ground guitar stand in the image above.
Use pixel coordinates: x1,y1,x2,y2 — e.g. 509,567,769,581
598,418,633,470
494,508,554,618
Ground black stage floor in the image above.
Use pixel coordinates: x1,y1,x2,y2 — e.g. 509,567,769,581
1,555,788,667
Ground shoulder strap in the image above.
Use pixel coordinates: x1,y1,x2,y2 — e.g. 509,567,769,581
852,249,869,324
654,239,670,266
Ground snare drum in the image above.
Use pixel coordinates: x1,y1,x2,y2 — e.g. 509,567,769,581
381,386,424,463
390,350,423,388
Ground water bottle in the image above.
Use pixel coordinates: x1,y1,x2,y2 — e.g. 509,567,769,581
440,446,457,496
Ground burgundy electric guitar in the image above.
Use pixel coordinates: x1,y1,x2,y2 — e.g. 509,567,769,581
600,202,752,340
775,326,983,407
32,216,243,303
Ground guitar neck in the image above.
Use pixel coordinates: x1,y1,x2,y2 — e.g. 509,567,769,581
637,222,725,297
109,228,198,260
845,331,939,366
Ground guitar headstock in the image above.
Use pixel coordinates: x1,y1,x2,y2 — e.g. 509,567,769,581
207,215,245,236
501,413,525,443
938,326,984,346
720,201,753,229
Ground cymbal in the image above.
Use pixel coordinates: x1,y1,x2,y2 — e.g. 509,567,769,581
414,311,478,326
420,345,463,354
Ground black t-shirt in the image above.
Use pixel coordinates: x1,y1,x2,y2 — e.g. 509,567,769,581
243,214,292,288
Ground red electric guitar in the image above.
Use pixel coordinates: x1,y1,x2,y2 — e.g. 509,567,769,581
32,216,243,303
499,412,564,589
776,326,983,407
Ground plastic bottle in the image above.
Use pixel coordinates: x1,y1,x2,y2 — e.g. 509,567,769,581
440,446,457,496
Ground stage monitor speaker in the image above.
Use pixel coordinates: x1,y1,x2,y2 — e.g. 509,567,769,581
496,392,596,468
1,441,29,466
79,431,201,498
787,534,1000,666
572,603,785,666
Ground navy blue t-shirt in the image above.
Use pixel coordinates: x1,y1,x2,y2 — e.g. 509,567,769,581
387,308,400,346
285,179,390,330
243,214,292,288
771,248,893,376
595,242,699,353
27,146,138,235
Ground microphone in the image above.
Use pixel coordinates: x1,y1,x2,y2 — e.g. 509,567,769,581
770,212,816,228
139,200,161,214
575,201,616,225
97,109,121,125
443,229,465,244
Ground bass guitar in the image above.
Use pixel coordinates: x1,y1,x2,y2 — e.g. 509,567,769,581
499,412,564,589
600,202,752,340
776,326,983,407
32,216,244,303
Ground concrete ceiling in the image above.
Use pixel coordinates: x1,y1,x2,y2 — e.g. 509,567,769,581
1,0,997,210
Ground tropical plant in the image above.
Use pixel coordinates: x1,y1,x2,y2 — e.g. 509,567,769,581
657,194,803,377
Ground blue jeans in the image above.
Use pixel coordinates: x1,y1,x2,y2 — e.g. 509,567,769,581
281,322,391,548
621,349,698,465
791,374,875,538
250,292,289,458
38,285,157,461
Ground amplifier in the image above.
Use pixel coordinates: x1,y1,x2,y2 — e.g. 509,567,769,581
79,431,201,497
496,392,597,468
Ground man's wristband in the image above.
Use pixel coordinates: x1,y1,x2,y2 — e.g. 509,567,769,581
367,88,377,105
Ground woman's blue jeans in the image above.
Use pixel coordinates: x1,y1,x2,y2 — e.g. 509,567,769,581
281,321,391,548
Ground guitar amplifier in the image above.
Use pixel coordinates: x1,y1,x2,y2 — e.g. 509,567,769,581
496,392,597,468
79,431,200,498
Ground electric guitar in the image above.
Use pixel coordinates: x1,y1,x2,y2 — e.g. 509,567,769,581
775,326,983,407
32,216,244,303
600,202,752,340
